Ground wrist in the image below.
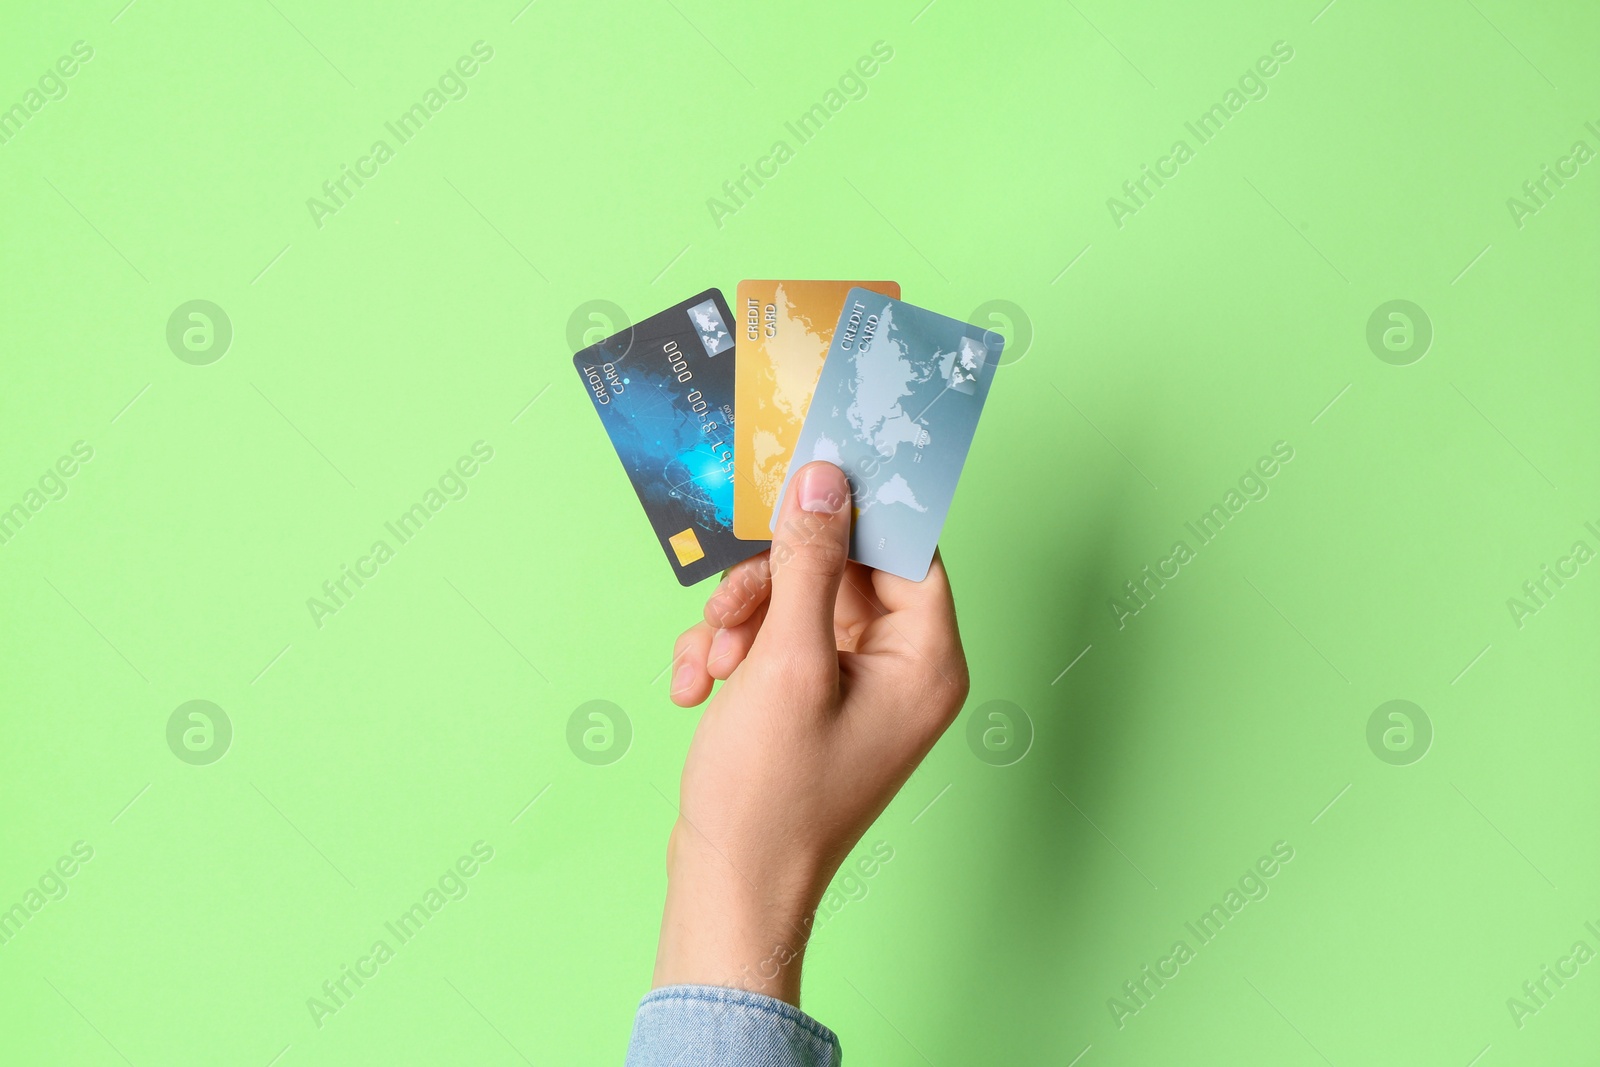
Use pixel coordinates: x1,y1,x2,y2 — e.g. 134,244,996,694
653,820,820,1006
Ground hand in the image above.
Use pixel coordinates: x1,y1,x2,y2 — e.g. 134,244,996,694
653,461,970,1005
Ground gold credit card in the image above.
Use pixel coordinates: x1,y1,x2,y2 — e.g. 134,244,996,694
733,279,900,539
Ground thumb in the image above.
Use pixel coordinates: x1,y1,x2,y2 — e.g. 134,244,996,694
758,461,853,659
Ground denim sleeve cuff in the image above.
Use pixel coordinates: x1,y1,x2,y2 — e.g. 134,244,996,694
625,984,841,1067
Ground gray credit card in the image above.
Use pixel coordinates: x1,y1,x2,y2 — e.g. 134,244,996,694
774,288,1002,581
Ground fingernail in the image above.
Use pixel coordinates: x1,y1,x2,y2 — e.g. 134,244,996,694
672,662,693,692
798,463,847,514
709,627,735,667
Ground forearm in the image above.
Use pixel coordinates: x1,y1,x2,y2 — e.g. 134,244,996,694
652,820,821,1006
629,823,840,1066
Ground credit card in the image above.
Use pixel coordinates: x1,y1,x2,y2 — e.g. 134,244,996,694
775,289,1001,582
733,280,900,540
574,289,767,586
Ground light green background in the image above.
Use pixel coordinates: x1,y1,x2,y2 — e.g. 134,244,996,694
2,0,1597,1063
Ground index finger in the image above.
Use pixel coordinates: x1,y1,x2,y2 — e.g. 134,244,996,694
703,551,772,629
